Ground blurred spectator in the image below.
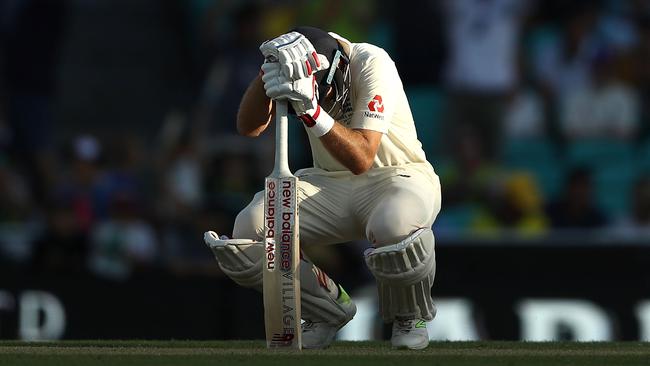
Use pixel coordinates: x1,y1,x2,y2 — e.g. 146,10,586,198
158,117,203,217
439,131,503,207
472,173,548,236
156,117,210,275
87,194,158,281
105,133,149,204
530,2,601,99
503,86,547,139
205,151,257,216
0,157,32,222
162,201,228,277
546,167,607,229
164,142,202,211
611,175,650,238
53,135,114,232
559,50,640,140
0,156,41,264
441,0,530,160
598,0,641,53
32,199,88,273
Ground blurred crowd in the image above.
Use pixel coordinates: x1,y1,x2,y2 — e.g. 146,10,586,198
434,0,650,238
0,0,649,280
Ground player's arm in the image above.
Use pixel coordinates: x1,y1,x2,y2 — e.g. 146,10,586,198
296,54,394,175
319,125,382,175
238,31,327,137
255,32,385,174
236,73,274,137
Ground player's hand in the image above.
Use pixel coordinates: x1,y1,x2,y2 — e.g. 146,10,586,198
286,76,319,115
259,31,329,80
261,62,318,115
266,70,333,138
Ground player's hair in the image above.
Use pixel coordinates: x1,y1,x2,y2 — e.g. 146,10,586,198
292,26,351,120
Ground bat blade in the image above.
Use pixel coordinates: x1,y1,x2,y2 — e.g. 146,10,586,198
263,174,301,349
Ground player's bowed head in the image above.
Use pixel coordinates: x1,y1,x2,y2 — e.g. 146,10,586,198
260,26,351,122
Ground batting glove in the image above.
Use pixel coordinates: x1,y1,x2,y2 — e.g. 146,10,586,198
259,31,329,80
261,62,316,113
261,62,334,138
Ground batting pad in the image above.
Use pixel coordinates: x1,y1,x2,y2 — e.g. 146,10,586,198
364,228,436,322
204,231,263,289
299,259,356,326
204,231,355,325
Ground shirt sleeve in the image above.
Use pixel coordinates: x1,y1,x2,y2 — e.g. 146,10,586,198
348,54,397,134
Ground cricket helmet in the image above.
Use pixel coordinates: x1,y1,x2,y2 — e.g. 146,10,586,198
293,26,351,120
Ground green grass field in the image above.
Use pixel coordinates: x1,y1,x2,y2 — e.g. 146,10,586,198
2,340,650,366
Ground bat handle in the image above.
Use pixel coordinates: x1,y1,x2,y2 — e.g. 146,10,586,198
273,100,292,177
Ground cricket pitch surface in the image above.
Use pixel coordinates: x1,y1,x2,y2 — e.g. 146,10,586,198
2,340,650,365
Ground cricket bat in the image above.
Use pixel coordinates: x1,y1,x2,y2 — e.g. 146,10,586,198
262,100,302,349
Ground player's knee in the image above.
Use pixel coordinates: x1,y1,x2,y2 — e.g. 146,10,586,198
233,206,264,240
366,212,414,246
366,187,436,246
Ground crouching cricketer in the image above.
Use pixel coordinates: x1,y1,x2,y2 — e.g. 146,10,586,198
204,26,442,350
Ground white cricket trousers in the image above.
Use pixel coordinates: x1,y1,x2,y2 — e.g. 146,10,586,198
233,162,441,246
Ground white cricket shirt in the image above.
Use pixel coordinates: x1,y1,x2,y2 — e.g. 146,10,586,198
442,0,525,91
305,33,429,172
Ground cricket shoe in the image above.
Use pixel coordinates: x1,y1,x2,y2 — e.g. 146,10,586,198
391,319,429,350
301,285,356,349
